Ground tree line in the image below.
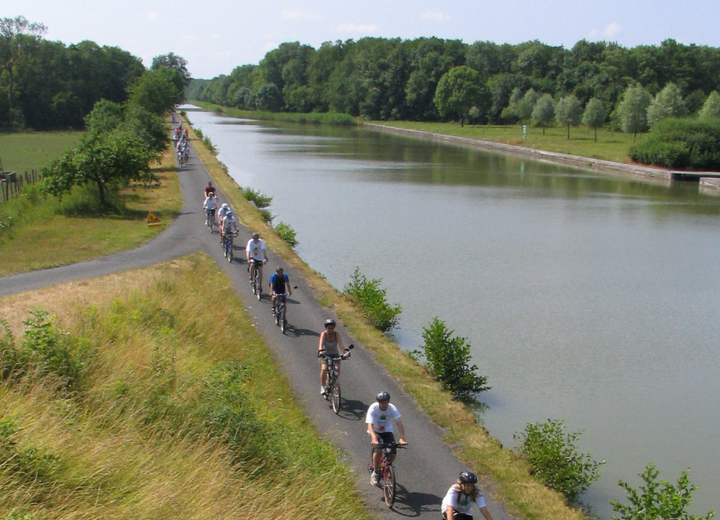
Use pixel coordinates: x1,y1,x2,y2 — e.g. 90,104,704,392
0,16,189,132
187,37,720,126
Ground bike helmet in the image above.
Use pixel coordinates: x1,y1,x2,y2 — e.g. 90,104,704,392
226,211,233,217
252,232,260,238
376,391,390,402
459,471,478,484
222,203,229,209
276,266,284,271
324,318,336,328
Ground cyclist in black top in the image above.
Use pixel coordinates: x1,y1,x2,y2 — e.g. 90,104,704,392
269,267,292,314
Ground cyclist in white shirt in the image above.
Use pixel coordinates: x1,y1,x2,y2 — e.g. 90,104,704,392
441,471,494,520
366,391,406,485
203,193,218,225
246,232,268,287
222,210,238,249
217,203,230,243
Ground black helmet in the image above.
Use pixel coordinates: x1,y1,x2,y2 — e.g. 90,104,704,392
459,471,478,484
324,319,336,328
376,391,390,402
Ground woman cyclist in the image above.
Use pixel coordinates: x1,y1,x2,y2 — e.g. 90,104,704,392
441,471,494,520
317,319,349,395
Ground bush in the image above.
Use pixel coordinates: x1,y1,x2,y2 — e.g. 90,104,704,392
413,317,490,400
629,117,720,169
611,463,714,520
274,221,298,248
202,135,218,155
513,419,602,502
242,187,273,208
343,268,401,332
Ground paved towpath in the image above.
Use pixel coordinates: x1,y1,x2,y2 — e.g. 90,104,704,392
0,131,514,520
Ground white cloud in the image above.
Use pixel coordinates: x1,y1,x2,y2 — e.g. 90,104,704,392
146,11,160,23
603,22,622,38
334,23,379,34
420,11,450,22
281,8,321,21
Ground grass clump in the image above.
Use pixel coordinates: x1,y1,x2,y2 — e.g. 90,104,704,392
0,254,370,520
513,419,603,503
274,221,298,248
344,267,402,332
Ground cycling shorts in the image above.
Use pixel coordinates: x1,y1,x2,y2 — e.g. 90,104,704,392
372,431,396,453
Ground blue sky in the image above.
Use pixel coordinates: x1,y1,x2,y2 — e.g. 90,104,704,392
5,0,720,79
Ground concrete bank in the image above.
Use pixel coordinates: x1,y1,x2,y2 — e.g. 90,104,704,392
363,123,688,184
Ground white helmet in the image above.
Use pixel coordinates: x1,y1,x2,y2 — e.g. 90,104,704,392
222,203,229,209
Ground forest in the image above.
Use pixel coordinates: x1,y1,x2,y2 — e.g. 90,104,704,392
187,37,720,126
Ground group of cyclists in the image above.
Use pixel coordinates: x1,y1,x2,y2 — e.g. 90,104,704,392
196,174,493,520
173,124,190,166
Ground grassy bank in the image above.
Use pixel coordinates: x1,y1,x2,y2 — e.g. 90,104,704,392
0,144,181,277
189,101,357,125
185,114,586,520
0,253,370,520
373,120,643,164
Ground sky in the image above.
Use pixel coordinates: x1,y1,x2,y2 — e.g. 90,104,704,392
5,0,720,79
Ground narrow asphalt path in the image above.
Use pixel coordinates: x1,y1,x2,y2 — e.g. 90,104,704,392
0,133,513,520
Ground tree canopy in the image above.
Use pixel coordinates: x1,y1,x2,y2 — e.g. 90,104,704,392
434,66,490,126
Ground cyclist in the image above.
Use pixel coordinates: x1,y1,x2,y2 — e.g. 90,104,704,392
441,471,494,520
366,391,406,485
204,181,215,199
203,191,218,226
217,203,230,243
317,319,349,395
221,210,238,250
269,266,292,315
183,145,190,165
246,232,268,287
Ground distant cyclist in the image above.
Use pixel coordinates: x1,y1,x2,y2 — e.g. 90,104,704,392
204,181,215,200
366,391,406,485
269,266,292,315
246,232,268,286
317,319,349,395
441,471,494,520
222,210,238,249
203,192,218,225
217,203,230,243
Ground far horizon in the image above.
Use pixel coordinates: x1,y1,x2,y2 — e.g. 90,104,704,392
4,0,720,79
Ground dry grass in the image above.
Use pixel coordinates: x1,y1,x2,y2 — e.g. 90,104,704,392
0,254,370,520
186,115,588,520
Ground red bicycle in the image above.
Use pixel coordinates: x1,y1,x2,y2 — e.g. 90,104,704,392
369,442,407,507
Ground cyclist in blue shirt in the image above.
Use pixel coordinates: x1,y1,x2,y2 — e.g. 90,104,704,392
269,266,292,315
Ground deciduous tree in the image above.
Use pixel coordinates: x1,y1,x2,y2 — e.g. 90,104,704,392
647,82,688,128
555,95,583,139
434,66,491,126
582,97,606,142
699,90,720,119
532,94,555,134
618,84,652,140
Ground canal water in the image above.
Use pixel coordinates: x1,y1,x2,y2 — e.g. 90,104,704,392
186,108,720,518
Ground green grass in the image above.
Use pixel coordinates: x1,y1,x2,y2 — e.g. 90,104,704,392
190,101,357,125
0,131,82,174
0,253,371,520
373,120,646,164
0,144,181,277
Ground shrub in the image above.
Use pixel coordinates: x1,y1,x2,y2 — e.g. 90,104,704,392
274,221,298,248
611,463,714,520
413,317,490,400
629,117,720,169
202,135,218,155
513,419,602,502
194,127,204,139
242,187,273,208
343,267,401,332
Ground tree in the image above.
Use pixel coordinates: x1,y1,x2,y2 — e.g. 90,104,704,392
434,66,491,126
0,16,46,128
532,94,555,134
43,130,153,206
699,91,720,119
413,317,490,400
611,464,714,520
555,95,583,139
255,83,283,112
517,88,539,120
647,82,688,128
128,68,183,115
582,98,606,142
151,52,191,87
618,84,652,140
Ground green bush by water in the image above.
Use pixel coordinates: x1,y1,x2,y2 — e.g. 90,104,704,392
343,267,401,332
274,221,298,248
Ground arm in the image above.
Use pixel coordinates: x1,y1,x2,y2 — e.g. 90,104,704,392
318,331,326,355
286,275,292,296
367,422,379,445
395,418,407,444
479,506,493,520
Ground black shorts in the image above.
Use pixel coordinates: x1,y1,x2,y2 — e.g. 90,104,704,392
443,512,473,520
372,431,396,453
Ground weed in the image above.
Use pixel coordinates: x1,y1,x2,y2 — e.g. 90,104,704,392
274,221,298,248
343,267,401,332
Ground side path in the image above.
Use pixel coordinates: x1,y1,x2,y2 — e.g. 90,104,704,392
0,136,514,520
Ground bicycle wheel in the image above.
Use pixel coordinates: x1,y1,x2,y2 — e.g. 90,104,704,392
256,279,262,300
228,245,233,263
383,464,396,508
331,382,341,414
274,303,281,326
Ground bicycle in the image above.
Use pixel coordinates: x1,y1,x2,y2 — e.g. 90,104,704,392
223,231,237,262
205,208,215,233
318,345,353,414
273,293,287,333
248,259,264,300
369,442,407,507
